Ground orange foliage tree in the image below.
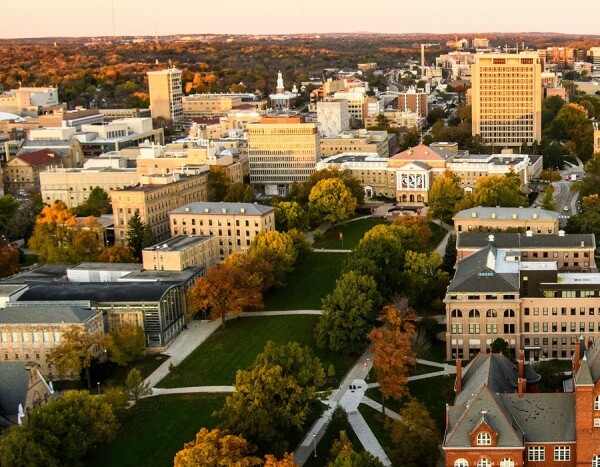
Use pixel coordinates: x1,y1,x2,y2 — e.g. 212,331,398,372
188,258,263,328
0,239,19,278
368,298,417,415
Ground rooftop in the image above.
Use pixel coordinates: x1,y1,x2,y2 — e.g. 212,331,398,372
171,202,274,216
12,149,62,166
0,362,30,419
457,232,595,250
453,207,559,221
0,304,100,324
143,235,213,252
391,144,454,161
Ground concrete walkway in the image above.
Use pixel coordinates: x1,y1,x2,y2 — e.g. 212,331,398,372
150,386,235,396
241,310,322,316
312,248,352,253
360,396,401,421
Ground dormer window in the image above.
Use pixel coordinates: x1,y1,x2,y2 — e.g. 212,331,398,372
477,432,491,446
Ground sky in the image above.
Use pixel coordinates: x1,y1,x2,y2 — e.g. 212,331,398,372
2,0,599,39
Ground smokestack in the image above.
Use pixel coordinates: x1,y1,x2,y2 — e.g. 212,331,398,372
574,340,581,373
518,350,525,380
455,359,462,395
518,378,526,398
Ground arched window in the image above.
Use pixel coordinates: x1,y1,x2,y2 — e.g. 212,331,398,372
595,395,600,410
486,309,497,318
500,459,515,467
592,455,600,467
454,459,469,467
451,310,462,318
469,309,480,318
476,432,491,446
477,459,491,467
504,309,515,318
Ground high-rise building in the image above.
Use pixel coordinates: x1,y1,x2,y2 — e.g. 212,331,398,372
594,122,600,155
248,117,320,196
147,68,183,124
397,89,428,119
317,100,350,137
471,53,542,147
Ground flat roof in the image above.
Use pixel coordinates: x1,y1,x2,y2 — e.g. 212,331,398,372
0,304,100,324
171,202,274,216
556,273,600,284
144,235,213,252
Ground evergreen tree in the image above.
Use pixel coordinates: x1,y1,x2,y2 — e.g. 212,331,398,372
142,223,156,248
127,212,145,259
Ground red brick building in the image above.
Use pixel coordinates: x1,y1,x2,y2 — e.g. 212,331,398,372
444,341,600,466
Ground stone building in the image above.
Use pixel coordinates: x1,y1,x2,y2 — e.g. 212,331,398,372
452,207,559,235
3,149,63,194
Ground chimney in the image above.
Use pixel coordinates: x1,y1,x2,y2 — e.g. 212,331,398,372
581,241,585,248
518,378,526,398
518,350,525,380
574,339,581,373
446,404,450,430
455,359,462,395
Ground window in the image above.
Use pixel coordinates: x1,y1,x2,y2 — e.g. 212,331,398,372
595,418,600,427
528,446,545,461
499,459,515,467
504,309,515,318
469,324,480,334
593,455,600,467
454,460,468,467
554,446,570,461
486,309,497,318
476,432,491,446
451,310,462,318
469,310,480,318
594,395,600,410
477,459,491,467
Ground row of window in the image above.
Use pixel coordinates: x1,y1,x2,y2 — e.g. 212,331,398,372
525,306,600,316
451,323,515,334
173,218,261,228
451,309,516,318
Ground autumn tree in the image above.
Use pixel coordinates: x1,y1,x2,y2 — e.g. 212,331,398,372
368,303,417,413
174,428,262,467
47,325,106,388
290,168,364,207
316,271,382,353
0,238,19,278
386,400,440,467
98,244,138,263
392,215,432,251
224,182,256,203
584,153,600,176
219,342,324,455
0,390,118,467
427,170,463,223
29,200,78,263
126,211,145,259
274,201,309,232
71,216,105,262
188,260,263,329
308,178,357,224
208,166,231,201
539,185,556,211
249,230,298,286
107,323,146,366
471,172,527,208
125,368,152,404
72,187,111,217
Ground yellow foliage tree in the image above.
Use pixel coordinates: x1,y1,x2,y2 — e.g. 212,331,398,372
308,178,357,224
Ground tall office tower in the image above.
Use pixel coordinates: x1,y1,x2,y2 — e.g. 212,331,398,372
471,53,542,147
317,99,350,137
147,68,183,124
248,117,320,196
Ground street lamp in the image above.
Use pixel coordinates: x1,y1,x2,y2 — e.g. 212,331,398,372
97,382,101,395
313,434,317,458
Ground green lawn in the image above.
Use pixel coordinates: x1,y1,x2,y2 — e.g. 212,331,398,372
263,252,346,311
88,393,226,467
157,315,355,389
312,219,390,250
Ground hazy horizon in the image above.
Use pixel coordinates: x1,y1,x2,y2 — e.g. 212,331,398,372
2,0,600,40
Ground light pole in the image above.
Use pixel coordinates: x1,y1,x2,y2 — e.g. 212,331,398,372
97,382,101,395
313,434,317,458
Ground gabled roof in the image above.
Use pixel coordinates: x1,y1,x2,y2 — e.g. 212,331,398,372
170,202,274,216
399,160,432,171
12,148,61,167
583,340,600,383
445,386,524,448
0,305,100,324
447,246,519,294
391,144,454,161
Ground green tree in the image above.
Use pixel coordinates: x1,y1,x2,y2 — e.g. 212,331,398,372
23,390,118,466
565,195,600,238
308,178,357,224
125,368,152,404
208,166,231,201
224,183,256,203
401,251,450,307
442,233,457,274
386,400,440,467
107,323,146,366
249,230,297,286
142,223,156,248
126,211,145,259
427,170,463,223
274,201,309,232
316,271,381,353
0,238,19,278
0,194,18,239
584,153,600,175
0,426,52,467
490,337,509,354
219,342,324,455
471,173,527,207
289,168,364,207
539,185,556,211
72,187,111,217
